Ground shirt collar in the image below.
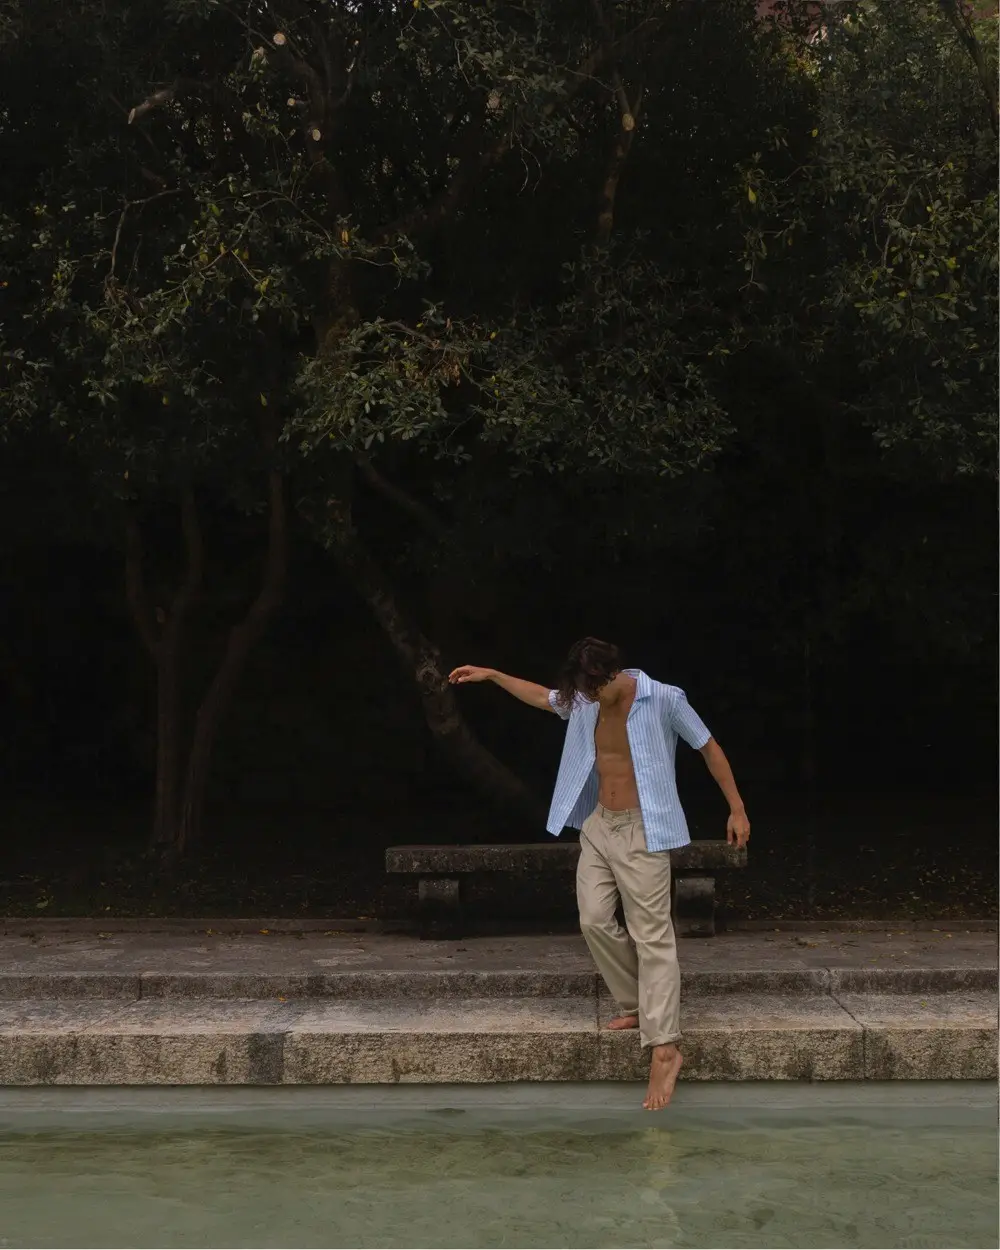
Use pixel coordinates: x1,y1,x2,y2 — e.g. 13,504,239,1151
624,668,653,701
575,668,652,717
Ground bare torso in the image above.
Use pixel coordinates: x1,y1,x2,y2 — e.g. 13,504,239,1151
594,677,640,810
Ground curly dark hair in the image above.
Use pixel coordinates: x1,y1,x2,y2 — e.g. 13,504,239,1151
554,637,624,711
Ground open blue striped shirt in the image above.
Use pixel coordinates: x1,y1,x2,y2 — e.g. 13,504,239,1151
545,668,711,852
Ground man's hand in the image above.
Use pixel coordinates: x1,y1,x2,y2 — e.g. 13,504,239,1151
449,666,555,711
726,809,751,849
448,665,496,685
699,739,750,848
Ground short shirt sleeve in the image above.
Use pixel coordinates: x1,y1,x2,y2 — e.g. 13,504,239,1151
548,689,573,721
669,688,711,749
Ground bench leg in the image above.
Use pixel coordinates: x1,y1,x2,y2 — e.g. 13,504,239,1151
673,874,716,938
417,877,463,939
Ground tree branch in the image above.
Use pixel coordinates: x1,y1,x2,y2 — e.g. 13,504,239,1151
269,35,328,123
248,468,288,624
321,503,544,822
168,483,205,623
590,0,645,246
127,80,209,125
375,32,637,244
247,10,350,155
596,73,644,246
127,74,254,155
107,188,181,283
251,413,289,626
125,512,160,661
354,454,451,544
175,437,288,852
937,0,998,136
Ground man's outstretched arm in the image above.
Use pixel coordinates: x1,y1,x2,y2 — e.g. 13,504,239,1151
449,665,556,713
699,738,751,849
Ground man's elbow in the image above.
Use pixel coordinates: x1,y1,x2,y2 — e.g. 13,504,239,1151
699,736,720,758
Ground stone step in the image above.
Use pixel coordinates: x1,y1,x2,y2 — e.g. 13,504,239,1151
0,965,994,1000
0,992,994,1085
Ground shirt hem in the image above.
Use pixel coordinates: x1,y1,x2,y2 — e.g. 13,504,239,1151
645,838,692,853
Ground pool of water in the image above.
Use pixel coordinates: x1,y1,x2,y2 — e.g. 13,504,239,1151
0,1086,995,1249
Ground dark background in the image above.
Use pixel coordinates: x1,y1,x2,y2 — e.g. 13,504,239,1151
0,0,995,925
1,485,995,924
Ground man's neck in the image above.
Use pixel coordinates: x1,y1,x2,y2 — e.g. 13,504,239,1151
598,671,636,710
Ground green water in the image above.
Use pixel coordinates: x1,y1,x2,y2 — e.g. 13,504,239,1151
0,1103,995,1248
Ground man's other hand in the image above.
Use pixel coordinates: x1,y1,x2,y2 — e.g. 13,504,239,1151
726,809,751,849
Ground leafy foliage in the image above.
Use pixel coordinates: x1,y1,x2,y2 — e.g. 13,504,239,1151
737,0,998,476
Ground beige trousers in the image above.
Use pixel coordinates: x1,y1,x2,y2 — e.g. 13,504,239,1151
577,805,681,1050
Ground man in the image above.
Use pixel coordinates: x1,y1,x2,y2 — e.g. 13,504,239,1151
449,637,750,1111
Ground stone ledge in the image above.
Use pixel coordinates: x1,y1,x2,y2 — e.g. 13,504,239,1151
0,992,993,1085
0,918,378,937
4,930,992,977
600,993,865,1082
0,974,142,1000
828,967,998,995
138,970,600,1000
1,969,833,1001
284,1010,598,1084
4,917,996,936
835,991,999,1080
0,965,995,1001
386,842,747,874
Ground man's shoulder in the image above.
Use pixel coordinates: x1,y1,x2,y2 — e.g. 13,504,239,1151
636,672,682,703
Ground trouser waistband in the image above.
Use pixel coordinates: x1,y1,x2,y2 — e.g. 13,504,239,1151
595,804,642,822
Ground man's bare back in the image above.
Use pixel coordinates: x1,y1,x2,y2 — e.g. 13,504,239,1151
594,674,640,810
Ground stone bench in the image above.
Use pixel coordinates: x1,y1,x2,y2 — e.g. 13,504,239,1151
385,841,747,938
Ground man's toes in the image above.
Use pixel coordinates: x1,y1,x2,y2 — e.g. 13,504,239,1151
607,1014,639,1031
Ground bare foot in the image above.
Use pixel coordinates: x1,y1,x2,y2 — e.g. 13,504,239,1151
605,1014,640,1031
643,1045,683,1111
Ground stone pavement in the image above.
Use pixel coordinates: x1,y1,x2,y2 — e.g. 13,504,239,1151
0,929,995,1086
0,928,994,993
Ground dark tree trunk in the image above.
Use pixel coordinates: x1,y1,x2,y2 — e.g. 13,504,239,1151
151,621,183,846
937,0,998,137
306,106,546,820
176,466,287,854
125,461,286,859
800,637,819,910
325,505,545,826
125,487,203,856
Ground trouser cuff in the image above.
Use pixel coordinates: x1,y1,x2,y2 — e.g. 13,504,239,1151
642,1033,682,1051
